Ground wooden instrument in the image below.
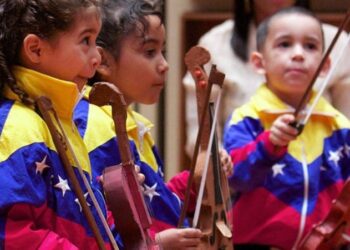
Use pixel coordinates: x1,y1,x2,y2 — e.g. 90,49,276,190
179,46,233,249
299,179,350,249
36,96,108,250
89,82,154,250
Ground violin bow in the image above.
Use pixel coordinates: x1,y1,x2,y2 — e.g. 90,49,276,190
36,96,117,250
291,9,350,133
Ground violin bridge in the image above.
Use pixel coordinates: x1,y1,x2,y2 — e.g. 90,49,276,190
216,220,232,238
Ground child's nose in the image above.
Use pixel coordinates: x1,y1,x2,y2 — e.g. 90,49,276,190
158,56,169,73
292,44,304,61
91,47,102,69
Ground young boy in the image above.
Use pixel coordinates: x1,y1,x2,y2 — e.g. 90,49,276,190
223,7,350,250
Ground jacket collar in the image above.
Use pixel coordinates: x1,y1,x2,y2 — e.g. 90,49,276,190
127,108,153,132
254,84,338,119
4,66,82,119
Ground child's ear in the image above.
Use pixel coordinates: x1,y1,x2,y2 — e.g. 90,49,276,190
96,47,113,77
319,57,331,77
21,34,42,64
251,51,266,75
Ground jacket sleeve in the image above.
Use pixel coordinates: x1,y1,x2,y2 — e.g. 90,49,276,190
166,170,197,214
0,143,79,250
223,115,287,192
2,203,78,250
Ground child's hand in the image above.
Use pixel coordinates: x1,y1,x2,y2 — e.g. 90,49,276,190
219,148,233,177
135,165,145,188
269,114,299,147
155,228,202,249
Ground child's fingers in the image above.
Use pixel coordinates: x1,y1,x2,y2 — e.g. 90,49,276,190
134,165,145,186
270,126,295,146
220,150,233,176
276,116,298,136
182,228,202,238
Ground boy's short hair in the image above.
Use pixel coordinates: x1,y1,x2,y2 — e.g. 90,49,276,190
256,6,324,52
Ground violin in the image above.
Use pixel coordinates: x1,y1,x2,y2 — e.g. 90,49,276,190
89,82,154,250
179,46,233,249
298,180,350,249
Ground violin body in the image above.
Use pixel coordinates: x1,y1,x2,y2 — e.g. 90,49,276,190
104,163,152,249
194,151,233,250
90,82,154,250
299,180,350,250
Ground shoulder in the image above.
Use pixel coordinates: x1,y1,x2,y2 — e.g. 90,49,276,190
316,96,350,129
321,23,349,45
83,102,116,150
198,19,234,45
332,109,350,129
227,99,259,127
321,23,339,34
4,100,49,135
0,100,54,160
127,109,153,129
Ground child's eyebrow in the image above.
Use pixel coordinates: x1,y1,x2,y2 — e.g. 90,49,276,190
79,27,99,36
143,37,160,44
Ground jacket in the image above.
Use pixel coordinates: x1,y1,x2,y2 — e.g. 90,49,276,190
74,92,188,240
0,67,112,249
223,84,350,249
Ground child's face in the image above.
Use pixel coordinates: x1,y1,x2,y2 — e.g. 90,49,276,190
103,15,168,105
254,13,327,98
35,6,102,91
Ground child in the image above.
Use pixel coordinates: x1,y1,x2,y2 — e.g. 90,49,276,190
223,7,350,250
0,0,124,249
82,0,232,248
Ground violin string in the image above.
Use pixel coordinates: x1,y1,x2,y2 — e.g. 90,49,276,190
54,114,119,249
192,91,222,228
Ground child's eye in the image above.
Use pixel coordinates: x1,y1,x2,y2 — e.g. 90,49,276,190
305,43,317,50
278,41,290,48
82,37,90,45
145,49,156,58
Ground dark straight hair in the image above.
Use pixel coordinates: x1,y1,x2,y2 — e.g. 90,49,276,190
231,0,310,62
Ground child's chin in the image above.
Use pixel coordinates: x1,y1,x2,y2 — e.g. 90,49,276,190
142,97,159,105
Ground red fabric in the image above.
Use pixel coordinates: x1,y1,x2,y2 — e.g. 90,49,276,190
167,171,197,213
4,203,110,250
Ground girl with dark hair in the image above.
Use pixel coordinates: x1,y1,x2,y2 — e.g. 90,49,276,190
0,0,124,249
75,0,225,248
183,0,350,158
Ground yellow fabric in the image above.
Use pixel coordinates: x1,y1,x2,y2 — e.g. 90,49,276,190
229,84,350,163
2,66,91,174
99,103,158,172
126,108,158,172
84,104,116,152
